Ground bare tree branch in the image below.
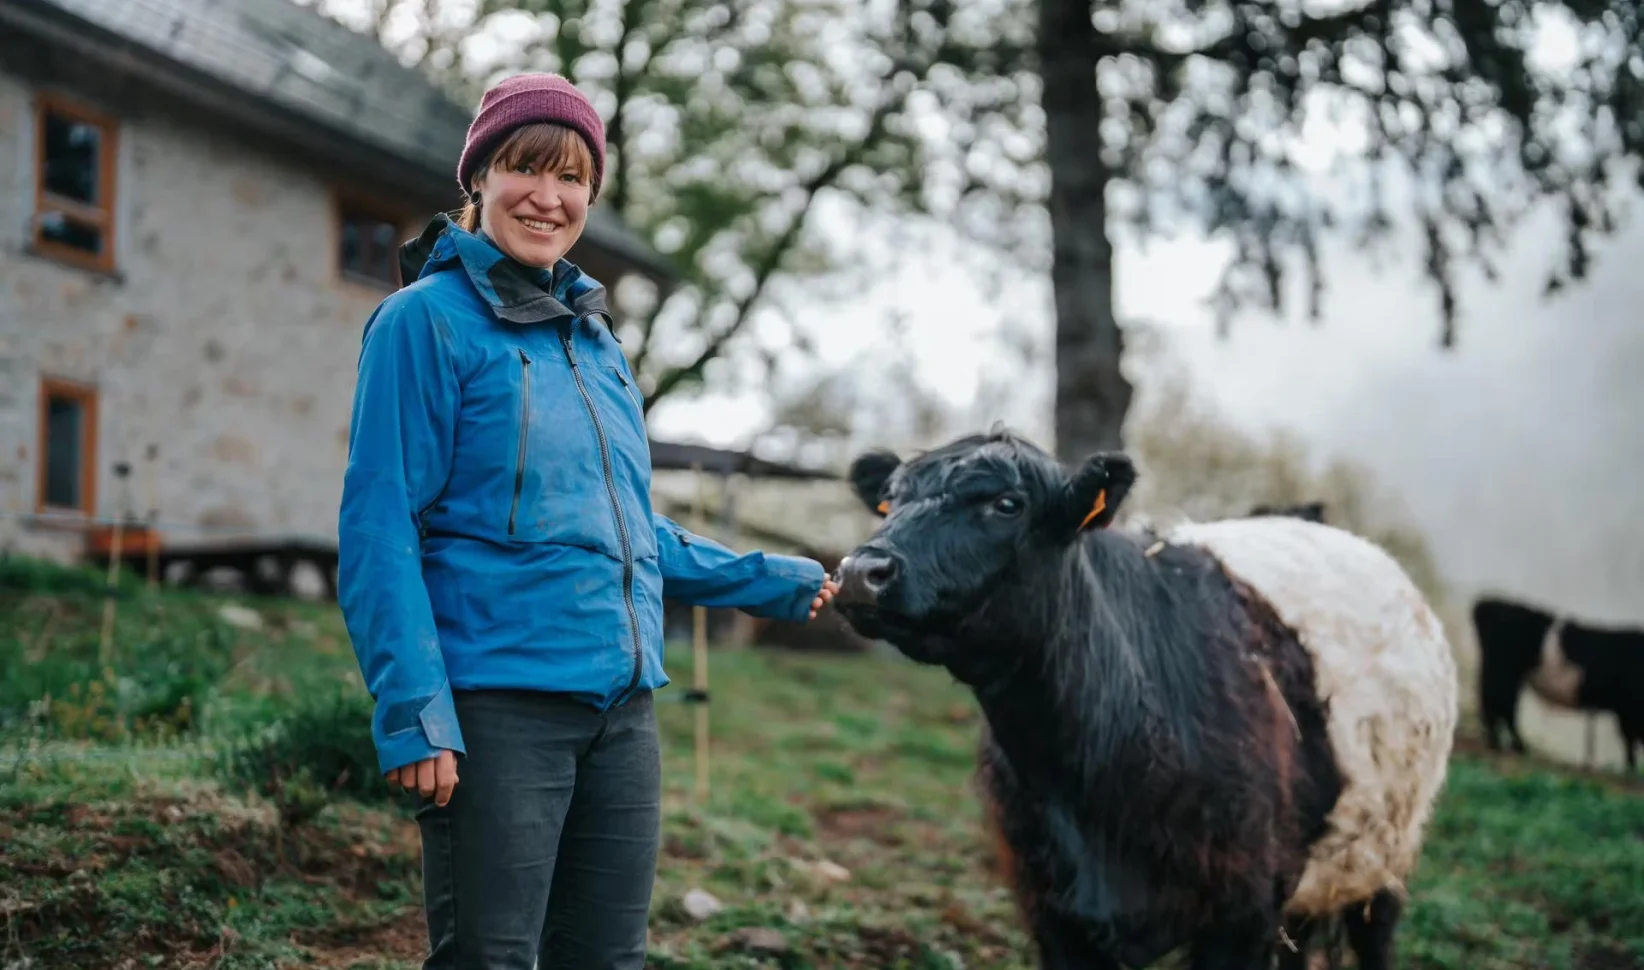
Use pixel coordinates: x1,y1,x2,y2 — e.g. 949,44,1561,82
642,57,918,404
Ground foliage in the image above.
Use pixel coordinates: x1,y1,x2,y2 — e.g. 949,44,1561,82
0,574,237,743
0,561,364,744
214,687,395,829
303,0,1036,412
1028,0,1644,344
0,554,134,596
1399,750,1644,970
1015,0,1644,461
0,754,422,970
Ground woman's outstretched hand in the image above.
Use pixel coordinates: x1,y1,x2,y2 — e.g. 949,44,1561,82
387,749,460,806
809,577,841,620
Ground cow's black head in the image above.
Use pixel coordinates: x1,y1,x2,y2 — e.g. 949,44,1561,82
833,429,1136,665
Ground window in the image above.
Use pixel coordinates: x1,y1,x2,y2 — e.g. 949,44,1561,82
337,202,403,288
37,378,98,516
32,94,119,273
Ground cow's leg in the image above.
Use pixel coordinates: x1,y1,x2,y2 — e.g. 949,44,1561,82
1617,711,1642,772
1032,933,1117,970
1504,688,1529,754
1188,916,1275,970
1479,695,1501,751
1034,938,1119,970
1478,653,1519,751
1342,889,1402,970
1028,911,1120,970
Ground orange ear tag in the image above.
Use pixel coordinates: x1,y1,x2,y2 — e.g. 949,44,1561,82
876,500,890,514
1077,490,1108,531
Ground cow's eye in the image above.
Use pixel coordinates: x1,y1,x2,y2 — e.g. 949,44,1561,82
992,495,1024,516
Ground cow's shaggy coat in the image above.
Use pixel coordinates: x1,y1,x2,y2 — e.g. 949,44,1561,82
832,431,1458,970
1166,516,1458,915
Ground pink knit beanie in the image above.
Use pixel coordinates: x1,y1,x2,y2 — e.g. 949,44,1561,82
458,73,606,202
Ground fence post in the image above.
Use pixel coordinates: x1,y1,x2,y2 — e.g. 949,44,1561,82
691,462,711,807
98,461,132,667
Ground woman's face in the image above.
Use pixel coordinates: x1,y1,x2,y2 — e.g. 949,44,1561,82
474,158,591,268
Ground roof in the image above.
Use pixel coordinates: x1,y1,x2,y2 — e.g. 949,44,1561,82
0,0,676,285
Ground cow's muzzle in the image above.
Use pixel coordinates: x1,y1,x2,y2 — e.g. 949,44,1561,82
834,550,899,608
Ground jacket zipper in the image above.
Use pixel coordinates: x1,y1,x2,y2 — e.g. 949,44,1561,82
616,369,643,412
560,324,645,702
507,349,531,536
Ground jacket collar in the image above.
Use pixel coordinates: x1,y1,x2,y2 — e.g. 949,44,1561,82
397,213,614,335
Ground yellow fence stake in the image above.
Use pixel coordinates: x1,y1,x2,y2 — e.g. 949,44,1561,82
691,462,711,807
145,444,160,589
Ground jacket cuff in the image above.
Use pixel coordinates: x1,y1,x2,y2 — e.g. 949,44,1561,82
374,680,466,775
765,553,828,622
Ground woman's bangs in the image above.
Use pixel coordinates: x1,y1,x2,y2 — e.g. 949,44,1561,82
493,123,593,181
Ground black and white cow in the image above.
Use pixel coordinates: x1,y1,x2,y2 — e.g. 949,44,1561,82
1249,501,1328,524
831,431,1458,970
1473,594,1644,770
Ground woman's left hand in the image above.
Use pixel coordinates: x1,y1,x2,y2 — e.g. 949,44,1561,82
808,578,840,620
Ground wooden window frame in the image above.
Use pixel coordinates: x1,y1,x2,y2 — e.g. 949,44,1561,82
333,192,408,292
31,92,120,275
36,377,99,518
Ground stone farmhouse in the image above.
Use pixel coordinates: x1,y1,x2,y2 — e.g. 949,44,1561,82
0,0,703,583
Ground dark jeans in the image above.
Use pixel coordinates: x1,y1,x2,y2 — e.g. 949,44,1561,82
416,688,662,970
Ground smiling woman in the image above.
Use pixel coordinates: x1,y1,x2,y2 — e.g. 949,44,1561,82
335,71,838,970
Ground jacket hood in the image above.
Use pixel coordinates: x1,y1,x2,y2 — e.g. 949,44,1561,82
397,213,613,332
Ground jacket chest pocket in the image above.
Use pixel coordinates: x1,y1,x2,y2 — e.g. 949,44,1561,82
606,366,649,444
591,362,657,561
614,367,644,414
504,348,629,557
499,343,657,562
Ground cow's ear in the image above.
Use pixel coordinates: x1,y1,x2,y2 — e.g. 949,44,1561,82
1064,452,1137,533
848,449,902,517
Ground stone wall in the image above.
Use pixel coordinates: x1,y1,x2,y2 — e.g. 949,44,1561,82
0,68,433,562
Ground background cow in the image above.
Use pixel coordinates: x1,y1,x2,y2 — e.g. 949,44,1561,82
1472,594,1644,770
1249,501,1329,524
833,430,1457,970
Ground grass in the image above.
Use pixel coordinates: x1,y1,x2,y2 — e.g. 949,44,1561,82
3,556,1642,970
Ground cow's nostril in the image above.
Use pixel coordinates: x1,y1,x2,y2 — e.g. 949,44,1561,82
863,556,897,592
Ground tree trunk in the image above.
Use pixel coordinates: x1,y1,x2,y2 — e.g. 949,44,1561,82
1038,0,1131,464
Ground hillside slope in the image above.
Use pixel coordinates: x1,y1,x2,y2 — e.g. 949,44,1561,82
2,558,1640,969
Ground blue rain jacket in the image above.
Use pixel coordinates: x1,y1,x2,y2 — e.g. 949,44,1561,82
337,215,827,774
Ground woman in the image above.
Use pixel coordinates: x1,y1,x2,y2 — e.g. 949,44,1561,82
336,72,839,970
